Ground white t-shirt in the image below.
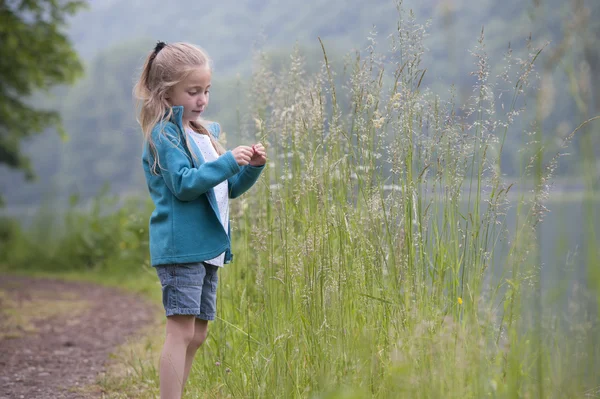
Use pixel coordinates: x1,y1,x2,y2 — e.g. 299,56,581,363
187,129,229,267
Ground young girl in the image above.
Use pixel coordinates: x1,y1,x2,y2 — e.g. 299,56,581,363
134,41,266,398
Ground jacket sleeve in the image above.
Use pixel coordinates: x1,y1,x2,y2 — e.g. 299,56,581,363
228,164,265,198
153,124,241,201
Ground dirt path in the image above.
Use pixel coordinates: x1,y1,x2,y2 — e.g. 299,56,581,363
0,274,161,399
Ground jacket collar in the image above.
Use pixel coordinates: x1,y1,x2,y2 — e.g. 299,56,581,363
165,105,185,127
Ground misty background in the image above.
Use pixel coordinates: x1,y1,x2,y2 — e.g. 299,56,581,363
0,0,598,210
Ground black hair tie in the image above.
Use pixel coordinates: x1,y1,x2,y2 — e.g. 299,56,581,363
154,41,167,54
146,41,167,89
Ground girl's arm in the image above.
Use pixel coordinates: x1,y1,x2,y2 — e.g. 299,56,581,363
153,124,241,201
228,164,265,198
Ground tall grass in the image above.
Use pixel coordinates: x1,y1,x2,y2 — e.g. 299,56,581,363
184,4,599,399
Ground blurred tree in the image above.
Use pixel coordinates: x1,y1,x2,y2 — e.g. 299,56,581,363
0,0,86,203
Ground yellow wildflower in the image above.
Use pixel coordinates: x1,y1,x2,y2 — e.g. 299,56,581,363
457,297,463,305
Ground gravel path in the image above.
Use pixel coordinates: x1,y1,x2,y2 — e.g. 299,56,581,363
0,275,160,398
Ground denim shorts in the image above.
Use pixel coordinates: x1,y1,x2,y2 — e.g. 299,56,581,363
155,262,219,321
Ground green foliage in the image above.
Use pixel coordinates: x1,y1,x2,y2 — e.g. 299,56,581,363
0,0,86,180
0,215,19,245
0,188,152,274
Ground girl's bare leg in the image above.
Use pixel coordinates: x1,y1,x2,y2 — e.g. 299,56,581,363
182,318,209,388
160,315,196,399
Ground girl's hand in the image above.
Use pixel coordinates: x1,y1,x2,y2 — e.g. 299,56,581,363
231,146,253,166
250,143,267,166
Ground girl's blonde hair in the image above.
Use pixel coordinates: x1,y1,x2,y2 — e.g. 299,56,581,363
133,42,225,174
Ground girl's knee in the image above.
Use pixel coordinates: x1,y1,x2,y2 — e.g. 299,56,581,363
189,329,207,350
189,319,209,350
165,315,196,345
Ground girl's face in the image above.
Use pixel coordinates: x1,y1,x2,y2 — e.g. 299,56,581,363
167,66,211,128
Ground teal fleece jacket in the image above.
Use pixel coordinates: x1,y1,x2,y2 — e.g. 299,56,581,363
142,106,264,267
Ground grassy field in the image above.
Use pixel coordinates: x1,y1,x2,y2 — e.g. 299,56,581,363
1,6,599,398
